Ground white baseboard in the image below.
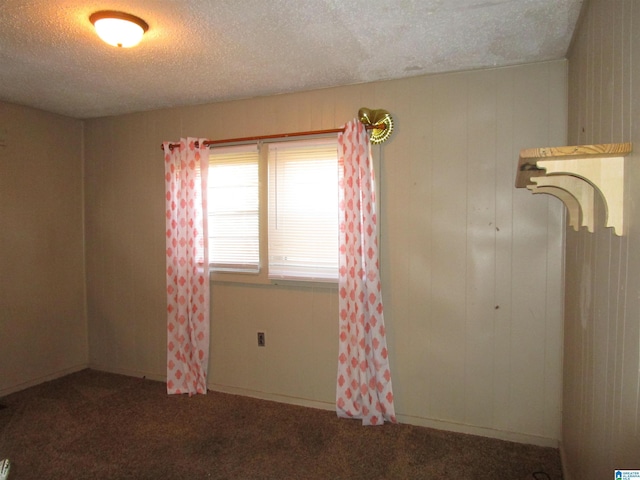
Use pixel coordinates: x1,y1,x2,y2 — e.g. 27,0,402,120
87,363,166,383
208,383,559,448
208,383,335,412
0,363,88,397
394,413,559,448
1,366,562,451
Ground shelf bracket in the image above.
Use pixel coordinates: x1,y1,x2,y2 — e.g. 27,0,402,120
516,143,632,236
537,156,624,235
527,185,581,231
528,175,595,232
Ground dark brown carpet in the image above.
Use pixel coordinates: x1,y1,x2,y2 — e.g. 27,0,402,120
0,369,562,479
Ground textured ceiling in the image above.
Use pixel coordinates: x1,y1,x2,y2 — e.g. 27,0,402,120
0,0,583,119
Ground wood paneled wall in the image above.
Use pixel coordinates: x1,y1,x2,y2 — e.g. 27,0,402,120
84,60,566,446
0,102,87,395
564,0,640,477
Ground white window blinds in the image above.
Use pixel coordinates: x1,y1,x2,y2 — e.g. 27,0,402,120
268,138,340,282
208,144,260,273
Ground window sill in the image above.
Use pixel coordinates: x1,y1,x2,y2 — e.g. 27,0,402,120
209,270,337,289
269,278,338,289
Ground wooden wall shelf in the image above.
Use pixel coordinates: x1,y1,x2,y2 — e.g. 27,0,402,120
516,143,632,236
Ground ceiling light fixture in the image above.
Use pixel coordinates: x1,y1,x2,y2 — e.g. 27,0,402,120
90,11,149,48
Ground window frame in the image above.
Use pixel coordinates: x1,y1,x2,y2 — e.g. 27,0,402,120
208,134,355,289
267,137,341,283
207,143,261,275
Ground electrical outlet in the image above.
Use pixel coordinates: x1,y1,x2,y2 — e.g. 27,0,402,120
257,332,265,347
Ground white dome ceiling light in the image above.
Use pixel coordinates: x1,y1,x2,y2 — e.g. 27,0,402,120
90,11,149,48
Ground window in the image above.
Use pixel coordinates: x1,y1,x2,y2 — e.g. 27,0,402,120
207,145,260,273
267,138,340,282
206,137,341,283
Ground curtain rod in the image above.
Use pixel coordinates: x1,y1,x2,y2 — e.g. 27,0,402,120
161,123,386,151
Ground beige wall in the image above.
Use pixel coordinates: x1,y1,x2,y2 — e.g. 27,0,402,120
564,0,640,477
0,102,87,395
84,60,567,447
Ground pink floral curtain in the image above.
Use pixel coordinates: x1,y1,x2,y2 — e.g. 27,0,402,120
163,137,210,395
336,119,396,425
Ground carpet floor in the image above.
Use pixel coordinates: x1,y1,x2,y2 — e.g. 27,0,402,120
0,369,562,479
